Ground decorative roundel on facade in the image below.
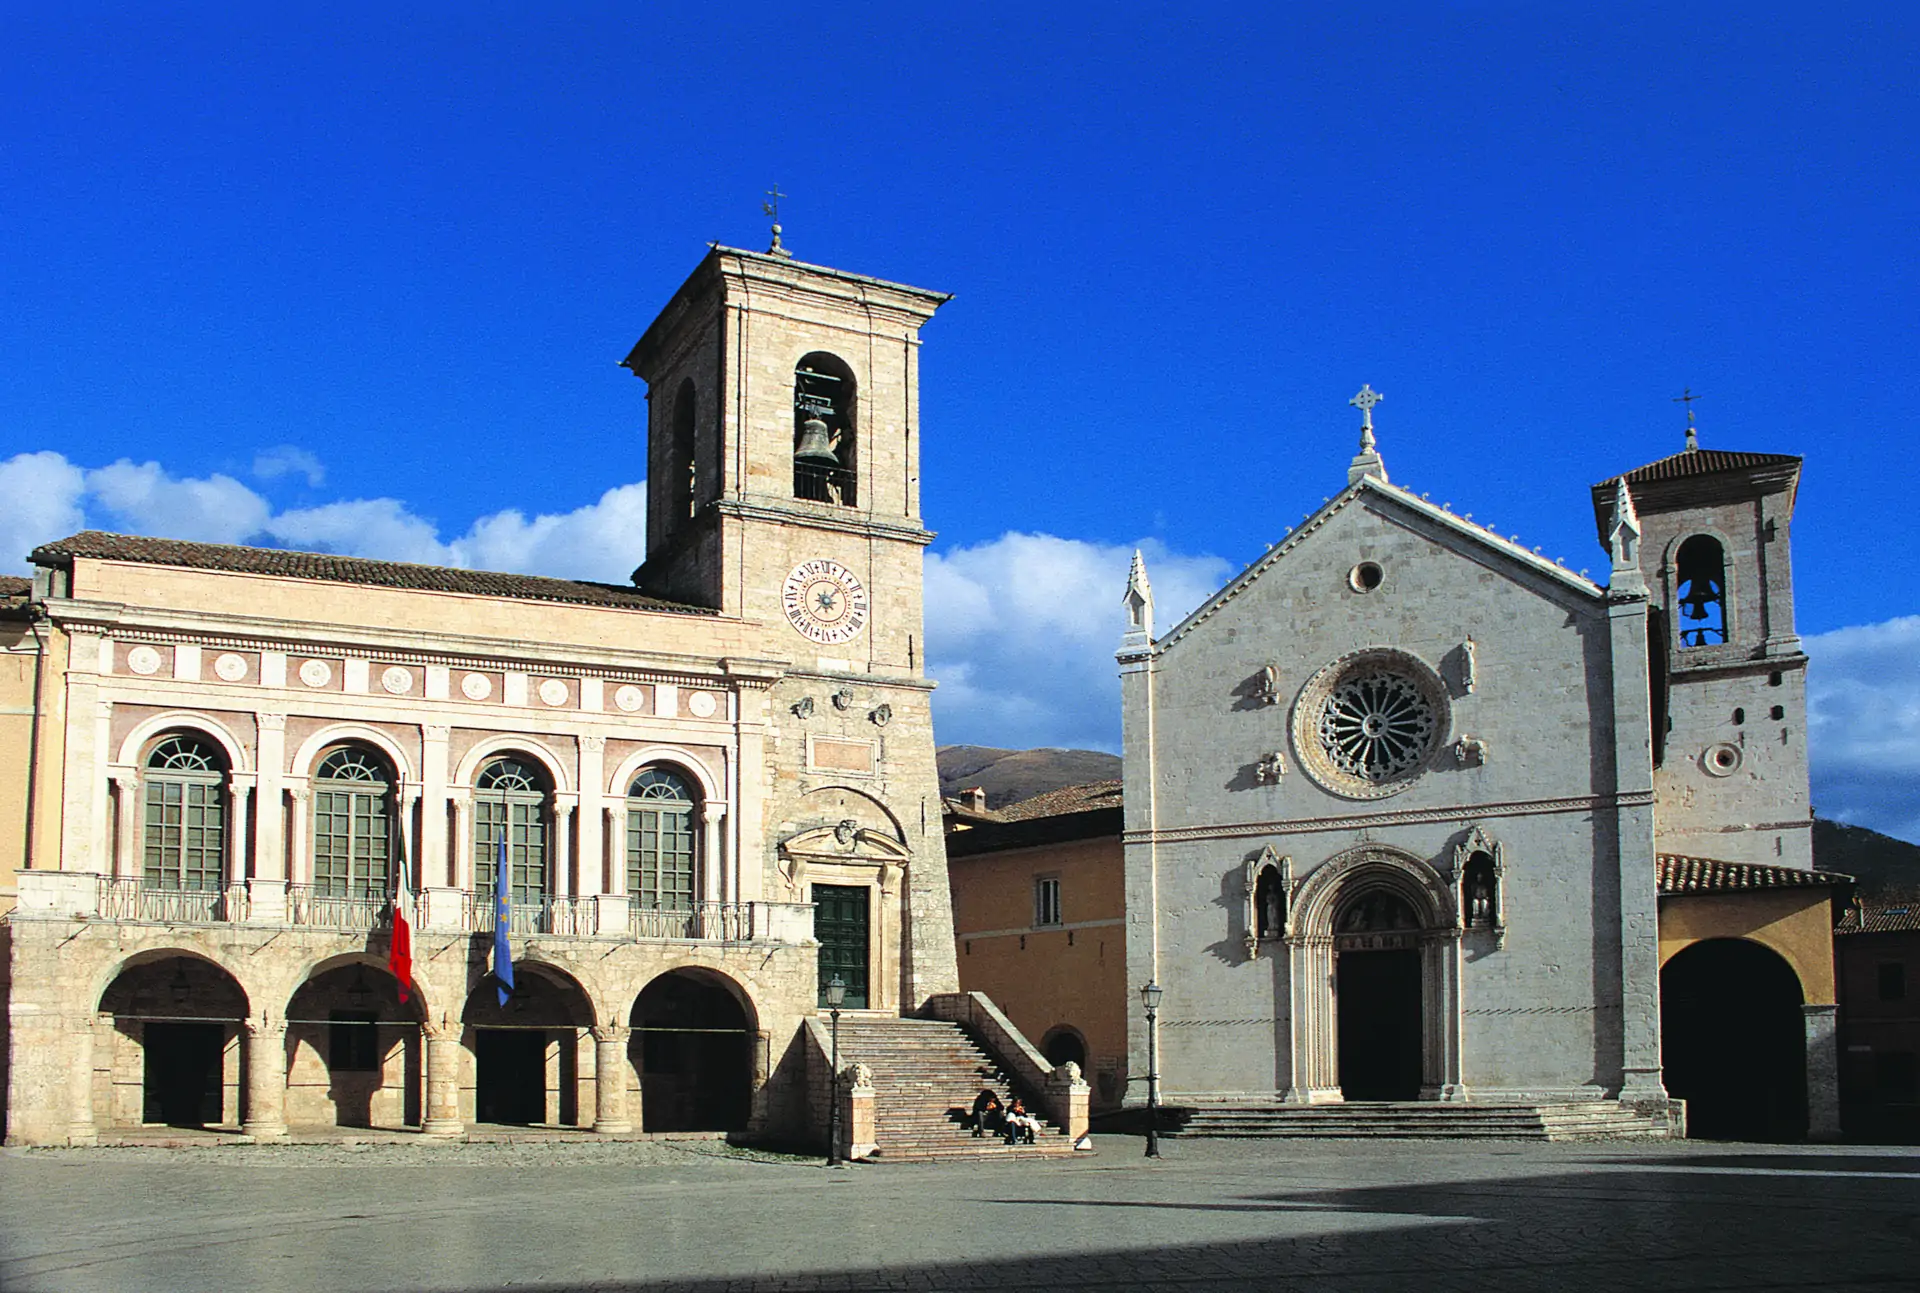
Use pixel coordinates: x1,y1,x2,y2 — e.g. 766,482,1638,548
380,666,413,695
126,645,163,676
1701,741,1743,778
1291,648,1450,800
613,684,646,713
687,690,718,718
1348,561,1385,593
538,679,570,707
461,672,493,701
298,658,333,689
781,559,870,645
213,652,248,682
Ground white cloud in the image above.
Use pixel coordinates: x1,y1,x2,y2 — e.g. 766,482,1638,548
0,452,87,570
252,446,326,488
924,532,1232,751
1807,616,1920,844
1,450,649,586
84,459,272,544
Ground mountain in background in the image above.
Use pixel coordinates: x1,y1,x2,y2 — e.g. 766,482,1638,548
936,745,1120,810
938,747,1920,902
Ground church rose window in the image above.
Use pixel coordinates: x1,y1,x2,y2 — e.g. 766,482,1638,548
1292,649,1450,799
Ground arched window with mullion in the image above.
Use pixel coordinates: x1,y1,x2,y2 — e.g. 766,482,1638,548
312,746,393,899
628,767,697,911
143,734,226,892
475,756,550,906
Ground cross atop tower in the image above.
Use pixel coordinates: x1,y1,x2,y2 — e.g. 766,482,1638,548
1673,387,1700,451
762,185,791,259
1350,384,1383,434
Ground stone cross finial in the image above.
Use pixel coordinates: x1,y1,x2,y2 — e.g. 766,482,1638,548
1346,385,1389,486
762,184,791,259
1350,384,1383,436
1673,387,1700,450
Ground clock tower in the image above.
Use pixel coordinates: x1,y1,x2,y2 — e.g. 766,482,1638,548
621,244,959,1009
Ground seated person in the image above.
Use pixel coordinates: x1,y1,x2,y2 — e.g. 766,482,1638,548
970,1089,1003,1138
1003,1097,1039,1145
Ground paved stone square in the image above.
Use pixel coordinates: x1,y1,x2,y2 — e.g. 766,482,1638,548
1,1137,1915,1292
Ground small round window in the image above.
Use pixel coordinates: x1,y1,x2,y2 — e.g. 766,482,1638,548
1349,562,1384,593
1702,742,1743,778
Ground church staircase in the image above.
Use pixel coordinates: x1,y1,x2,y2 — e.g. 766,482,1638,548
1154,1101,1673,1141
829,1017,1078,1162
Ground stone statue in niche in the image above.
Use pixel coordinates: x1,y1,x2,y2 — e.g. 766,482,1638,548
1241,847,1293,957
1255,751,1286,784
1453,735,1488,767
1460,637,1477,694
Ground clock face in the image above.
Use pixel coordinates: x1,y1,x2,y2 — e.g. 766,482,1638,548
782,559,870,645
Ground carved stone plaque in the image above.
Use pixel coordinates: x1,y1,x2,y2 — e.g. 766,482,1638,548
461,672,493,701
613,684,646,713
299,659,333,688
213,652,248,682
538,679,570,707
126,646,162,676
687,690,718,718
381,666,413,695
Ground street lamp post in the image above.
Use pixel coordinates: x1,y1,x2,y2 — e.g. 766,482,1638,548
1141,979,1163,1159
824,974,846,1167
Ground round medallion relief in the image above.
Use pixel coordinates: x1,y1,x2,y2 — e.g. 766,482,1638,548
1291,648,1450,800
381,666,414,695
538,679,570,707
126,646,163,676
687,690,718,718
298,659,333,689
1701,742,1743,778
461,672,493,701
613,684,646,713
213,652,248,682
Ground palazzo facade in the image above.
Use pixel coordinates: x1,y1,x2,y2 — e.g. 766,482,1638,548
2,244,964,1144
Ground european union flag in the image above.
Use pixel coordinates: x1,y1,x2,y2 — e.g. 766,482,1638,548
492,831,514,1006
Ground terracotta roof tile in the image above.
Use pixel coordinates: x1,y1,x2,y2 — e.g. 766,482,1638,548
1837,903,1920,934
30,531,710,615
996,780,1123,822
1613,447,1800,485
0,575,29,599
1657,853,1851,895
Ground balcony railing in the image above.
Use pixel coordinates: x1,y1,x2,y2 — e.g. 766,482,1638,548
287,885,408,931
464,893,599,937
98,878,248,924
629,899,761,941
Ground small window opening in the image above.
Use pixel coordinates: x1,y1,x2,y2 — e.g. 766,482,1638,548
1771,705,1784,721
671,378,697,520
793,353,857,506
1675,535,1727,646
1769,671,1783,687
1733,707,1746,725
1348,561,1384,593
1880,963,1907,1002
1464,851,1498,928
1034,876,1062,927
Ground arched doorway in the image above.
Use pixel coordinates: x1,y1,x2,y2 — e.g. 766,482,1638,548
1040,1026,1088,1071
1662,938,1807,1140
1333,890,1424,1101
285,960,422,1129
462,966,591,1126
631,970,753,1132
99,955,249,1128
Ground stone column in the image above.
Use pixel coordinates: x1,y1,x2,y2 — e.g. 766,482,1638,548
1805,1003,1841,1141
285,787,311,888
595,805,630,933
397,785,422,894
421,1022,464,1137
450,792,474,892
243,1018,289,1140
420,725,451,887
553,798,576,901
591,1025,633,1134
700,803,726,905
254,713,288,883
68,1018,98,1145
227,776,254,920
109,772,139,880
577,737,607,897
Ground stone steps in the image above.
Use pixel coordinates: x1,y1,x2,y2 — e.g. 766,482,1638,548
828,1017,1077,1161
1158,1101,1672,1141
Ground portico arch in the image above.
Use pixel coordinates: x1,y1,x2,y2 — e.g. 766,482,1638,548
630,967,757,1132
98,952,251,1129
1283,844,1465,1104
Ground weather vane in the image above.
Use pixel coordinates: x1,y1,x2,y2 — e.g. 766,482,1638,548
762,185,791,259
1673,387,1700,450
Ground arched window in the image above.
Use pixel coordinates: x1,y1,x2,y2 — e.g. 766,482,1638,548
1675,535,1727,647
312,746,393,898
143,734,226,892
475,757,550,906
792,352,857,506
628,766,697,911
671,377,697,521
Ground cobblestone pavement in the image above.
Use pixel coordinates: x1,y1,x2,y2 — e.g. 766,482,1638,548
1,1136,1917,1292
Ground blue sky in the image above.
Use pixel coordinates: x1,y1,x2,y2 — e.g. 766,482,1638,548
4,4,1917,840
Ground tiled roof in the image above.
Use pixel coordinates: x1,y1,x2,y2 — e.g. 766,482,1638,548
1836,903,1920,935
996,780,1123,822
1657,853,1851,895
1615,447,1800,485
0,575,29,599
30,531,711,615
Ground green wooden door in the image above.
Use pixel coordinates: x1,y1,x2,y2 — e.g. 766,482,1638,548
813,884,870,1008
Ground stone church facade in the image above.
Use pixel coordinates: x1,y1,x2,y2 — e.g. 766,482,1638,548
1118,401,1839,1132
2,244,967,1145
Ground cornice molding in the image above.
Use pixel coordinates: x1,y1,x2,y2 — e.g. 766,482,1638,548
1123,789,1657,846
